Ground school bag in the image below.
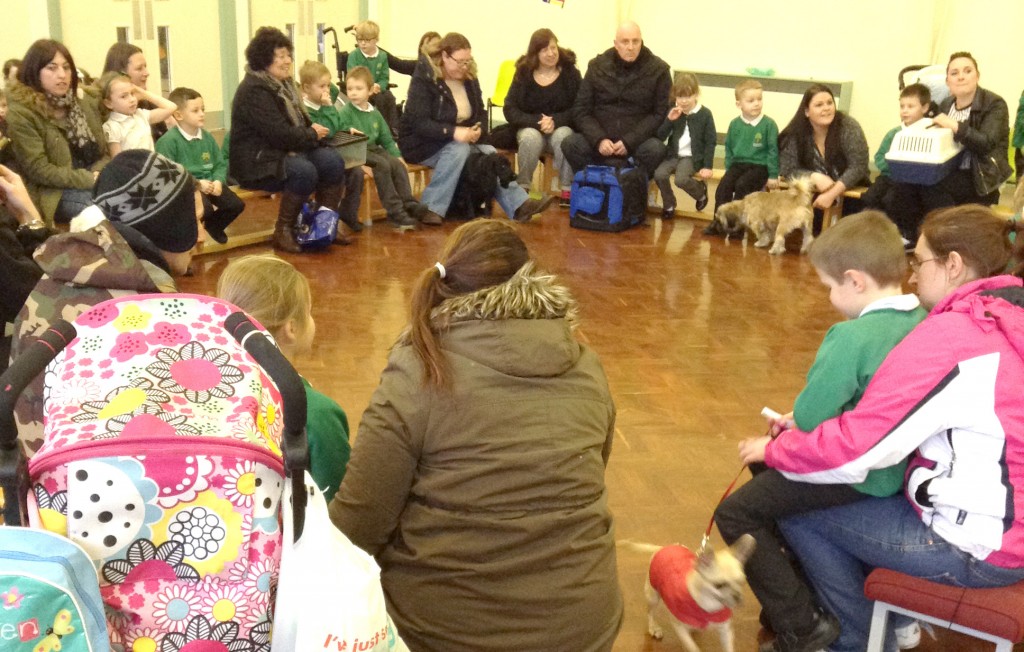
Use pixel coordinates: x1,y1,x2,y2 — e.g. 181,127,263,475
19,293,309,652
569,162,648,232
0,528,110,652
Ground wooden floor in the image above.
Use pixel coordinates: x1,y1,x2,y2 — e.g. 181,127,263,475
178,207,1007,652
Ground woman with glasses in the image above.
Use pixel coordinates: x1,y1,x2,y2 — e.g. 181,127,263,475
399,32,553,224
740,204,1024,652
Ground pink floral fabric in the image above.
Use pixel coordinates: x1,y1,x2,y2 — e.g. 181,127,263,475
27,294,286,652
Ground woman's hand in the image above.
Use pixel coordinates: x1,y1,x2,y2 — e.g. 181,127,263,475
932,113,959,133
538,115,555,134
312,123,330,139
739,435,772,465
813,189,838,210
697,168,713,180
768,411,795,438
0,164,45,226
598,139,616,156
809,172,833,192
455,124,481,144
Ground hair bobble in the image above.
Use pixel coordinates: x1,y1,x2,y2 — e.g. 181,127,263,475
434,262,446,279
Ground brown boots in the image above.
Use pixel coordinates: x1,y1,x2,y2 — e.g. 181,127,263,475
273,192,306,253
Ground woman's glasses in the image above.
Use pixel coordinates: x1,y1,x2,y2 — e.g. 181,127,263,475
909,257,938,273
447,55,473,69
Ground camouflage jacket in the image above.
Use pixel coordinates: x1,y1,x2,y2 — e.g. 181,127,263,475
11,220,175,456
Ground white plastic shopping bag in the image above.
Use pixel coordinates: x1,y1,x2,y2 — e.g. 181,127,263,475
271,472,409,652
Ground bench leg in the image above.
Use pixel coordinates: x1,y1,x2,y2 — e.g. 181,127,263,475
866,601,889,652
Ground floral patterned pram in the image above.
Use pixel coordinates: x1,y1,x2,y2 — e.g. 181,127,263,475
26,294,293,652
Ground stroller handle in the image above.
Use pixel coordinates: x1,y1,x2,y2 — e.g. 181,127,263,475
0,320,77,450
225,312,310,539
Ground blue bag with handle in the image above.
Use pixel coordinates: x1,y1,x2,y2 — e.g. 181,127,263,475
569,162,647,232
296,202,339,249
0,528,109,651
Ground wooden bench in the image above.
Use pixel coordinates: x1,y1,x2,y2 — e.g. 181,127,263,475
359,163,432,225
195,187,276,256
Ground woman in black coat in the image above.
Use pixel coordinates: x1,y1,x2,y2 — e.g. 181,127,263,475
229,27,360,252
888,52,1012,242
503,29,581,202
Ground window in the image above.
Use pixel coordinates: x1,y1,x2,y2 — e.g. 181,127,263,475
157,25,171,95
116,27,130,44
317,23,326,63
285,23,296,47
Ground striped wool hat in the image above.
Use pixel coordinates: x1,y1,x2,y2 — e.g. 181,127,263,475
93,150,198,253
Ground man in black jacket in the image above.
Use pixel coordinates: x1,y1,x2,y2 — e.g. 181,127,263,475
561,22,671,179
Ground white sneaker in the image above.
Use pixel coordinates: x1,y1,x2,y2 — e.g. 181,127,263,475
895,621,921,649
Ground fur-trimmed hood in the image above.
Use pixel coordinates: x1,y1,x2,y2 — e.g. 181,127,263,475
432,261,578,327
6,80,63,122
397,262,583,379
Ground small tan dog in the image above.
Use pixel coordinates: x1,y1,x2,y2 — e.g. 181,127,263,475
715,177,814,254
619,535,756,652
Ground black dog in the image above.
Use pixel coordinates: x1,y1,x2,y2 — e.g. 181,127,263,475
446,151,517,220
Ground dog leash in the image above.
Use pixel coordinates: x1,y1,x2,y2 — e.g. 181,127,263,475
697,465,747,557
697,423,776,557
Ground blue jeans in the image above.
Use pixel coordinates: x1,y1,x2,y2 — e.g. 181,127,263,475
420,142,527,218
251,148,346,197
780,496,1024,652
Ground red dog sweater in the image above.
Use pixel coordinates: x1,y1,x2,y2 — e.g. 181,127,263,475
649,545,732,628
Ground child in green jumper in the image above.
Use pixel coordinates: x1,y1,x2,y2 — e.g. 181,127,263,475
300,62,425,229
217,254,351,500
717,211,927,649
339,66,428,229
862,83,932,221
706,79,780,237
156,87,243,244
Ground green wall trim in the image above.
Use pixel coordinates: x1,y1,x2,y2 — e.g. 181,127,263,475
359,0,369,20
218,0,240,130
48,0,62,41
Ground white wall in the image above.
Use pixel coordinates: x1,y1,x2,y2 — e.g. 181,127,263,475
372,0,620,106
4,0,1021,154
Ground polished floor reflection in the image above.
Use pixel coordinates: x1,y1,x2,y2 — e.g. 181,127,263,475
179,209,998,651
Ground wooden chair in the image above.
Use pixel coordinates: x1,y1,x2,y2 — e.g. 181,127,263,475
864,568,1024,651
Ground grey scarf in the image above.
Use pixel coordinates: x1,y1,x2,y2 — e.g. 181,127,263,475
46,92,96,149
248,67,307,128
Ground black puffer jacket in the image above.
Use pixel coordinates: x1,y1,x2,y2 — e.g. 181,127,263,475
572,46,672,153
228,72,319,187
938,86,1012,196
399,56,486,164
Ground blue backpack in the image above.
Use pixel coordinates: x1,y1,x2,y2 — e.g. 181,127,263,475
569,163,648,232
0,528,109,651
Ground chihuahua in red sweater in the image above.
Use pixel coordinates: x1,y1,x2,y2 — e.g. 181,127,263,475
620,535,756,652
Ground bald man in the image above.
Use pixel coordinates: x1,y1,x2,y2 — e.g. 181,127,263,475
561,22,671,180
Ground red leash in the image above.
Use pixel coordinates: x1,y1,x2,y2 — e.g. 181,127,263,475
698,465,747,556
